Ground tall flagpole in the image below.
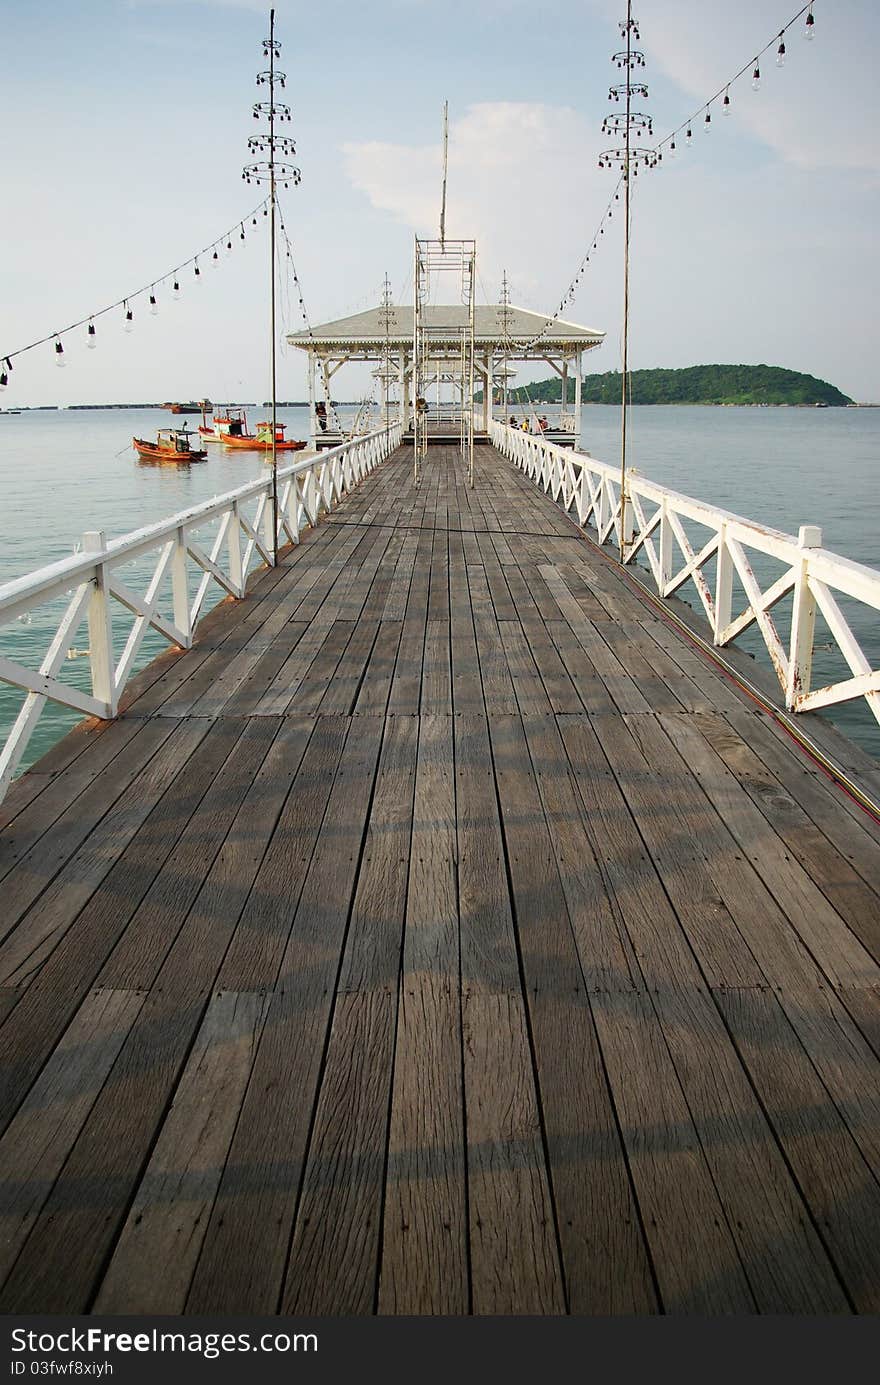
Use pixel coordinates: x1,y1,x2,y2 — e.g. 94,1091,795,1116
619,0,632,564
268,7,278,566
243,11,300,567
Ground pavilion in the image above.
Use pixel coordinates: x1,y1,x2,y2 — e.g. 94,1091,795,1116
287,303,605,449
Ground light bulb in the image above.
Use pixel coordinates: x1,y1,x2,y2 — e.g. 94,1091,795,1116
752,65,761,90
669,140,676,158
805,9,815,39
225,240,233,256
124,310,133,334
777,41,786,67
194,262,201,282
87,323,97,348
172,280,180,300
0,372,7,391
149,294,158,315
723,92,731,115
54,340,65,367
686,126,693,145
212,249,220,267
704,111,711,132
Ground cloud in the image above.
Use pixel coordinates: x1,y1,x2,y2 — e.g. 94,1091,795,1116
342,102,610,310
594,0,880,175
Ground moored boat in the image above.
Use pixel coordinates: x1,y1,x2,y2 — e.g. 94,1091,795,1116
199,405,249,443
199,403,307,452
163,400,211,415
132,427,208,463
218,416,306,451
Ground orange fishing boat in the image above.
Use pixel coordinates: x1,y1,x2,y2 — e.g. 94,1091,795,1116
219,419,306,452
199,405,249,442
132,427,208,463
198,403,305,452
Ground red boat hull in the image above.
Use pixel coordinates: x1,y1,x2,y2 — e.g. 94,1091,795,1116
133,437,208,462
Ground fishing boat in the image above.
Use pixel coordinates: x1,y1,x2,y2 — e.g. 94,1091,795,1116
163,400,210,415
132,427,208,463
199,405,249,443
218,417,306,452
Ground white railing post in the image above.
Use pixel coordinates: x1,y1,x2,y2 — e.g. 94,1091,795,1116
228,502,244,598
171,523,193,647
658,495,673,594
82,531,117,715
786,524,822,707
714,521,733,642
262,482,276,559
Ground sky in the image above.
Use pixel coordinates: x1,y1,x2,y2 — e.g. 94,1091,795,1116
1,0,878,405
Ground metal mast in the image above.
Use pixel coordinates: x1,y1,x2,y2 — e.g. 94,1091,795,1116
499,269,511,417
600,5,653,561
243,8,300,565
621,4,633,565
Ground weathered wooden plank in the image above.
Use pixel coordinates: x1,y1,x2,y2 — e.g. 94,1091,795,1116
379,715,467,1313
94,990,270,1313
718,985,880,1311
697,711,880,965
0,721,290,1312
595,713,821,991
355,620,403,715
186,715,384,1313
557,713,758,991
0,719,210,990
97,717,283,990
454,712,565,1314
0,987,145,1288
216,715,347,991
281,716,417,1314
421,620,452,714
490,712,656,1312
0,719,178,933
656,712,880,990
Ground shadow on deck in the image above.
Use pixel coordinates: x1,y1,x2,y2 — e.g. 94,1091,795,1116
0,443,879,1315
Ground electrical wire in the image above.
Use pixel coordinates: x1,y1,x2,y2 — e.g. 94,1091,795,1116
0,196,271,368
653,2,819,159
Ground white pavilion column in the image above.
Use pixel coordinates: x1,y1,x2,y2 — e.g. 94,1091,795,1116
560,359,568,420
308,350,316,447
399,351,410,430
574,349,582,442
482,353,490,432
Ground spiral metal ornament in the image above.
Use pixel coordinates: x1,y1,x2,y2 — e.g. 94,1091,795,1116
253,100,292,122
609,82,648,101
597,147,657,170
248,133,296,156
602,112,653,137
242,160,301,186
612,49,646,69
256,69,286,88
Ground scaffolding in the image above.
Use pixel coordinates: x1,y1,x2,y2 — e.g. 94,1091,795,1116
413,237,476,486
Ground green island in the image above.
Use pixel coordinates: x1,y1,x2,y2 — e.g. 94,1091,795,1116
502,364,853,407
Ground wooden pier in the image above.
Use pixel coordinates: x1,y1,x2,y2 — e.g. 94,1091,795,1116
1,443,879,1315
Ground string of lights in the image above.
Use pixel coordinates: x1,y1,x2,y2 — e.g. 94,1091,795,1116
640,2,818,168
512,172,625,355
0,196,272,388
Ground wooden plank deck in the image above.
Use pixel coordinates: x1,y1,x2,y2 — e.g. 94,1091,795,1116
1,442,880,1315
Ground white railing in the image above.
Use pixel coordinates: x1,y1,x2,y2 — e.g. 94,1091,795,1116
0,422,402,799
490,418,880,729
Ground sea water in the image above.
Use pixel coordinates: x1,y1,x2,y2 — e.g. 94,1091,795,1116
0,403,877,771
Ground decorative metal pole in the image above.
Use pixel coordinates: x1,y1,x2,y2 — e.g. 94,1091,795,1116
621,4,632,563
243,9,300,567
600,6,653,562
269,11,278,565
